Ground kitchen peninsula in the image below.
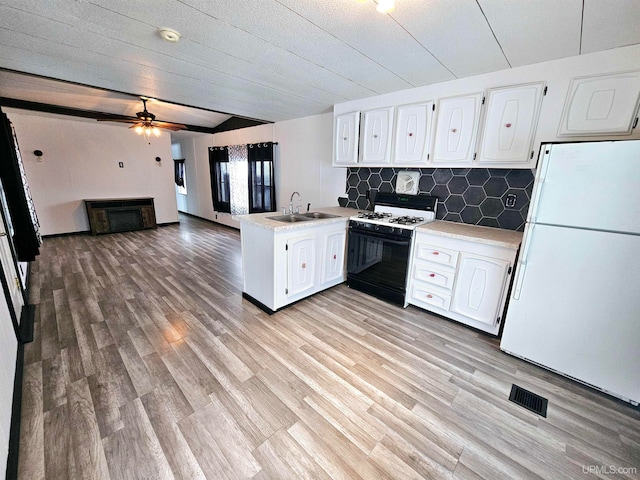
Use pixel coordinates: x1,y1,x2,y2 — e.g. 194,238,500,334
237,206,358,313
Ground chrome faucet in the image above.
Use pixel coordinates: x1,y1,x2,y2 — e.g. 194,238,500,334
289,191,301,214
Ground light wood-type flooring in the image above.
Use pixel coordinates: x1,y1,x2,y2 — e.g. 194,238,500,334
18,214,640,479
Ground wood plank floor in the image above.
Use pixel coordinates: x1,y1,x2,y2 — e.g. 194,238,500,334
19,214,640,479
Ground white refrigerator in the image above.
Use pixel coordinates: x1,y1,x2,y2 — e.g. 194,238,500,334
500,140,640,406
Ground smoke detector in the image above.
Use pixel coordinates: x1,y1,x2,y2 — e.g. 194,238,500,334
158,28,181,43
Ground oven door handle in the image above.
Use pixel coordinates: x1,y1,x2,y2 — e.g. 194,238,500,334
349,228,410,244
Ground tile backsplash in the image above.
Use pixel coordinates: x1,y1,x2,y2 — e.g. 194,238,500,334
345,167,535,231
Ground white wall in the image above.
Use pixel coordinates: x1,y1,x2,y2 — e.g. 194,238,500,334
7,110,178,235
174,114,346,229
334,44,640,148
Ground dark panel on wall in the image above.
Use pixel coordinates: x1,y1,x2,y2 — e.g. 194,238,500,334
345,167,535,231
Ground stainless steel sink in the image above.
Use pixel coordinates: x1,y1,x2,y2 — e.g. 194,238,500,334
266,214,313,223
299,212,340,219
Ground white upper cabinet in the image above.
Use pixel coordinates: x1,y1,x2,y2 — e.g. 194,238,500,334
334,111,360,166
475,82,545,167
431,93,483,165
360,107,394,165
557,71,640,136
393,102,434,165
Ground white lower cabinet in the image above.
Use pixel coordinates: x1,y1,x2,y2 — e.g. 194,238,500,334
241,220,347,312
408,230,518,335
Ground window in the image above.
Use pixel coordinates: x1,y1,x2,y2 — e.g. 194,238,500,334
209,143,277,215
248,143,276,213
174,158,186,195
209,147,230,213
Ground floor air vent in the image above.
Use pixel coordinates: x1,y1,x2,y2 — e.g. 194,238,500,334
509,384,548,417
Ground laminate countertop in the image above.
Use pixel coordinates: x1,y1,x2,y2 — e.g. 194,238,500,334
235,206,360,231
417,220,523,249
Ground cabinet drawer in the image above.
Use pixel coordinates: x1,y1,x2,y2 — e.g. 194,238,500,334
414,243,459,268
412,261,456,290
409,281,452,311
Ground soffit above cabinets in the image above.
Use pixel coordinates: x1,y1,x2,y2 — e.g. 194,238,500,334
0,0,638,126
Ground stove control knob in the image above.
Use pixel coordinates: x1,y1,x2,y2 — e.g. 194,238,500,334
374,225,380,231
389,228,395,234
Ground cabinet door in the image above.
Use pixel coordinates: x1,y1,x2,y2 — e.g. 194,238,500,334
558,71,640,136
451,253,510,325
360,107,394,164
287,234,316,296
334,112,360,165
432,93,483,164
393,102,433,165
476,82,544,166
321,230,346,285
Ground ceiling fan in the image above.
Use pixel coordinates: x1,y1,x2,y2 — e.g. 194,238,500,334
97,97,187,136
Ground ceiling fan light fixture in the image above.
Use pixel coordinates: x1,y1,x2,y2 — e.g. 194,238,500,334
134,125,144,134
375,0,394,13
153,127,161,137
158,27,181,43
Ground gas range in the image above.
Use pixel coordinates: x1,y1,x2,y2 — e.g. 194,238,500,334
349,193,438,236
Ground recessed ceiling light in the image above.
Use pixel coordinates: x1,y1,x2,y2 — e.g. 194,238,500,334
158,27,181,43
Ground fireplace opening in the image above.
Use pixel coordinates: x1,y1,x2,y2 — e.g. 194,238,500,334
107,209,143,232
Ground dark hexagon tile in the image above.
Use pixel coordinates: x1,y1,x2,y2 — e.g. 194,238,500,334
480,197,503,217
483,177,509,197
506,169,535,188
357,182,369,195
379,181,393,193
347,187,359,200
525,182,534,200
444,212,462,223
433,168,454,184
466,168,490,186
368,167,382,175
463,186,485,206
461,206,482,224
478,217,500,228
502,189,528,210
419,168,436,175
490,168,511,177
447,176,469,194
357,169,371,181
418,174,435,193
435,209,446,220
431,184,450,203
347,172,359,187
498,210,525,231
380,168,395,181
445,194,465,213
368,173,382,189
451,168,471,175
356,196,369,210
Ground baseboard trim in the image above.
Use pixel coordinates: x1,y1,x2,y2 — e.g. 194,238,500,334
19,304,35,344
5,341,24,480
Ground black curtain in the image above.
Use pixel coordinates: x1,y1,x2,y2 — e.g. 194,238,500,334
247,142,276,213
209,147,231,213
0,110,40,261
174,158,185,186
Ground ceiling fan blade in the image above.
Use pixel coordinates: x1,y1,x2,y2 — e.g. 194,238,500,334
154,121,187,131
96,117,138,123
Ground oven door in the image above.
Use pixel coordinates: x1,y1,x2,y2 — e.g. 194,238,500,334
346,226,411,306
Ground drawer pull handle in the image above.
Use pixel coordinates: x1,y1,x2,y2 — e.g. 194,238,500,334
301,263,306,269
426,294,433,299
333,254,337,260
429,273,435,277
432,251,439,255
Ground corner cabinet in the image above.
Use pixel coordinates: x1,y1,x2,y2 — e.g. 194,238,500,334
407,229,520,335
334,111,360,166
241,220,347,313
476,82,545,167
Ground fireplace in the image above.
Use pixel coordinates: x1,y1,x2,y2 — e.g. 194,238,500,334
107,209,143,232
85,198,156,235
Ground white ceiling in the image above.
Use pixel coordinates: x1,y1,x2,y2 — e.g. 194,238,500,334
0,0,639,130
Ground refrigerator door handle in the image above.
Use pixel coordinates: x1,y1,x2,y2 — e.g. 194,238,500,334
527,147,552,223
513,224,535,299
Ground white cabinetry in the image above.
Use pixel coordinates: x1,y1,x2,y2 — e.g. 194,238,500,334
241,220,347,312
360,107,394,164
431,93,483,165
393,102,434,165
408,229,519,335
476,82,545,167
558,71,640,136
334,111,360,165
